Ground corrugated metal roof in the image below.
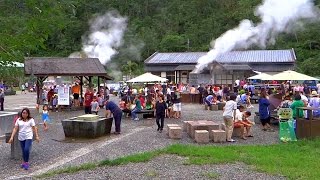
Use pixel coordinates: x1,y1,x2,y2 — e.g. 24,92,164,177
145,49,296,64
222,64,252,70
175,65,196,71
144,65,176,72
250,64,295,72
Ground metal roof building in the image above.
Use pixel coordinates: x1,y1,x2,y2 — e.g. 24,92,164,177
144,49,296,85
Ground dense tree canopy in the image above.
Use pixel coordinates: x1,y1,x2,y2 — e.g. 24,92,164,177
0,0,320,80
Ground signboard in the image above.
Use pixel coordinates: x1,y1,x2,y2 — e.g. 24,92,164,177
58,85,70,105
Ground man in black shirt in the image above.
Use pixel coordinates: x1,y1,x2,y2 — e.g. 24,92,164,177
197,85,205,104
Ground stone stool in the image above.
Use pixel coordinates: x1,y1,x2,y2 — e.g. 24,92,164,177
166,124,180,135
232,127,242,137
220,123,226,131
194,130,209,144
211,130,226,143
187,121,197,137
210,105,218,111
218,102,226,110
204,104,209,110
169,126,182,139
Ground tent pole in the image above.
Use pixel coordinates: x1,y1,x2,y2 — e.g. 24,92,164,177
80,76,83,106
97,76,100,94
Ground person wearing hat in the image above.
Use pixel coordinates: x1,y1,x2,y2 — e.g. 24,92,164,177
105,99,122,134
309,91,320,117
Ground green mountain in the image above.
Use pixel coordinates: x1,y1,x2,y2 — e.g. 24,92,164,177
0,0,320,78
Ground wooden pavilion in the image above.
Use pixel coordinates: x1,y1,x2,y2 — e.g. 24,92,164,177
24,57,113,104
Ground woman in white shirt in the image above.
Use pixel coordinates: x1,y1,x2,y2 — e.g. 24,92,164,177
8,108,40,170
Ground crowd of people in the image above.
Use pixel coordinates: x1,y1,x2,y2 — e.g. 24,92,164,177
5,78,320,171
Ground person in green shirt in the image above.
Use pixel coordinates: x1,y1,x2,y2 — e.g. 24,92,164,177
290,94,305,119
131,95,142,121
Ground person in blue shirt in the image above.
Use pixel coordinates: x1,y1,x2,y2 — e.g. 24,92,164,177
258,90,274,131
105,99,122,134
205,95,214,106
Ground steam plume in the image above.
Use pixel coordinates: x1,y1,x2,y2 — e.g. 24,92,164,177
80,11,127,65
195,0,319,73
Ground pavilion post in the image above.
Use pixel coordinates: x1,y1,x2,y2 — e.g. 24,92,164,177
97,76,100,93
88,76,92,87
36,77,40,105
103,77,106,96
80,76,83,106
36,76,47,105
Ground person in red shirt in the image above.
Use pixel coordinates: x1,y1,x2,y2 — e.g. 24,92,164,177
213,86,219,92
139,94,145,108
84,88,93,114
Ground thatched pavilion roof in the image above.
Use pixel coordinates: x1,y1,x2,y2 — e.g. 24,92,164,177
24,57,112,79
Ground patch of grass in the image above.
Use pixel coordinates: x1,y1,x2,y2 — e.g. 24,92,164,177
36,163,97,179
164,141,320,180
37,139,320,180
99,150,162,166
145,170,159,177
201,172,220,179
37,150,162,179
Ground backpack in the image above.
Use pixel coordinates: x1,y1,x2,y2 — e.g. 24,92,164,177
281,101,290,108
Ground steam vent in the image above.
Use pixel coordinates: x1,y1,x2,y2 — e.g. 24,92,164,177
61,115,113,138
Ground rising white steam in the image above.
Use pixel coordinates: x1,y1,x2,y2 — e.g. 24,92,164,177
81,11,127,65
195,0,319,73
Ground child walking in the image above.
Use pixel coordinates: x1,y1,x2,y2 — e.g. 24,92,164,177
91,96,100,115
155,95,167,133
42,105,50,131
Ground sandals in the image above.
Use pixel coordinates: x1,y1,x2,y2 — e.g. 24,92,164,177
247,135,254,137
241,137,247,140
267,128,275,132
227,139,236,142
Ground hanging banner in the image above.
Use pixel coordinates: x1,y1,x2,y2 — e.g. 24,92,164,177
58,85,70,105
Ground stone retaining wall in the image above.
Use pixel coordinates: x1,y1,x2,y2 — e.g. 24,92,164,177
0,111,18,136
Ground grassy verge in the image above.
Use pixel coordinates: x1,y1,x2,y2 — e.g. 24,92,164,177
36,139,320,179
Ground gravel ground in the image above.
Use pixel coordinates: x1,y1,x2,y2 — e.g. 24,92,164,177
49,155,286,180
0,95,281,180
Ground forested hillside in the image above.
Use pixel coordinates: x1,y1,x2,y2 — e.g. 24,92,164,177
0,0,320,79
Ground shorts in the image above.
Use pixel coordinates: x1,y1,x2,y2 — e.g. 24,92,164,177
234,122,243,128
260,116,271,126
205,99,212,106
173,103,181,111
73,93,79,100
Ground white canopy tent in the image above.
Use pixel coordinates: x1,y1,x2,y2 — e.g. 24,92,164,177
247,73,272,80
126,72,168,83
0,61,24,67
262,70,319,81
